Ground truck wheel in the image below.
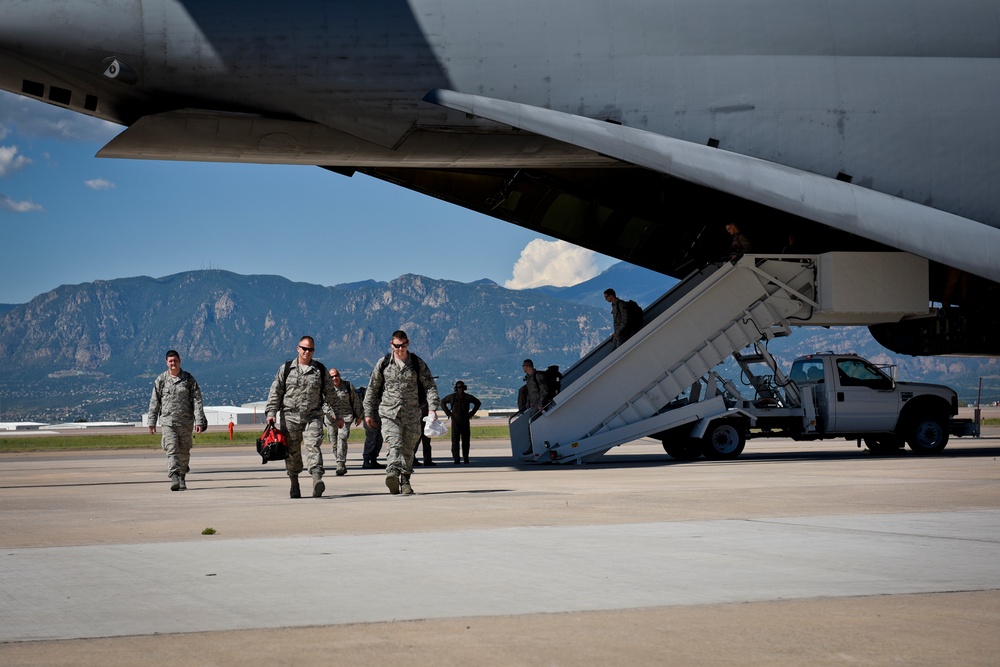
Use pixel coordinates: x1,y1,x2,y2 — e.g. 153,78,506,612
702,421,746,460
905,415,949,455
864,435,904,455
662,439,702,461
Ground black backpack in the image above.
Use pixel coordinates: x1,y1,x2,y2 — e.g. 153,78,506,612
373,352,426,404
624,299,643,331
278,359,329,415
544,365,562,396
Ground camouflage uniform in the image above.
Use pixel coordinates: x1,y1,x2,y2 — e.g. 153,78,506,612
327,378,363,466
363,354,439,482
523,370,550,413
266,361,346,479
611,298,629,344
148,370,207,479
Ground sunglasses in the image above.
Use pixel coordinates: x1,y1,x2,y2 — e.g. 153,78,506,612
298,345,315,352
391,341,409,349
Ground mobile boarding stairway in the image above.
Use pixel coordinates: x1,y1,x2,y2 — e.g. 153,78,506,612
509,252,930,463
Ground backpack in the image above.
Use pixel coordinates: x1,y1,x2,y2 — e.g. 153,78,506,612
544,365,563,396
280,359,328,412
373,352,426,405
255,422,289,465
624,299,643,332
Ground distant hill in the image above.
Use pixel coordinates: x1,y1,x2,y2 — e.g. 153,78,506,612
0,262,995,421
535,263,678,308
0,270,614,421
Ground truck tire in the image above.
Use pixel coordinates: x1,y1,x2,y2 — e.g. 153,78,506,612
864,435,904,455
905,415,949,455
702,421,747,460
662,439,702,461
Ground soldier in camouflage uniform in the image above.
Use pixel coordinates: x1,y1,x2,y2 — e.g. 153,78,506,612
266,336,347,499
363,330,439,495
148,350,207,491
521,359,550,415
326,368,364,476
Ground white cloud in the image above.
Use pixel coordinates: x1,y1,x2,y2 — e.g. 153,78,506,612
85,178,115,190
0,145,31,177
0,90,120,142
0,194,44,213
505,239,601,289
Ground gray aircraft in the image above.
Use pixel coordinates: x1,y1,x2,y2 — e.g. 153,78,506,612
1,0,998,355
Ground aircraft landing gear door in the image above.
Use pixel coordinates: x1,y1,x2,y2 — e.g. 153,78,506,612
829,358,900,432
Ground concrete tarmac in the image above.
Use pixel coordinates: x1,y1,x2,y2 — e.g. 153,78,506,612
1,433,999,665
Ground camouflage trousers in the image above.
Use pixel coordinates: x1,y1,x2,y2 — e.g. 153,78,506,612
161,425,194,478
381,414,422,477
284,416,325,478
332,423,353,465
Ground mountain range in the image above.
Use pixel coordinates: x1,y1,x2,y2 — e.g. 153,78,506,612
0,263,673,421
0,263,995,422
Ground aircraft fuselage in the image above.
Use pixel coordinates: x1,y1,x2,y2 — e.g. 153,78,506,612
2,0,998,354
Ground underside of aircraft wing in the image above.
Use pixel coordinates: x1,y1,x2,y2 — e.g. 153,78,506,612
424,89,1000,286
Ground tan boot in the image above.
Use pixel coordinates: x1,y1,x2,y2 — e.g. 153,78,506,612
170,474,181,491
289,475,301,499
400,475,414,495
178,475,187,491
385,473,400,495
312,471,325,498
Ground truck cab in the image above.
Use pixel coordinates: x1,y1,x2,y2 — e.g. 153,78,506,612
786,353,958,454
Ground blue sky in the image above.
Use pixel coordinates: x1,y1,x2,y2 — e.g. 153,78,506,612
0,90,616,305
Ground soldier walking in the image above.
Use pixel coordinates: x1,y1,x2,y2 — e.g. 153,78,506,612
363,330,439,495
148,350,207,491
327,368,363,476
265,336,346,498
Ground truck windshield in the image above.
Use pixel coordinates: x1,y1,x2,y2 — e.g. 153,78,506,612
836,359,893,390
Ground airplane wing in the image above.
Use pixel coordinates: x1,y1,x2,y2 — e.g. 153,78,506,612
424,89,1000,285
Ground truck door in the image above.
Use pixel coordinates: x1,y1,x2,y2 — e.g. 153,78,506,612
828,358,900,432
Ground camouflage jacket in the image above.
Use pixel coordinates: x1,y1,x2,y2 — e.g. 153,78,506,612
523,371,550,410
148,370,207,428
611,298,629,337
363,353,439,420
328,378,363,423
266,360,346,423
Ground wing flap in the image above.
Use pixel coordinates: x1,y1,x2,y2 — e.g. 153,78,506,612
425,89,1000,283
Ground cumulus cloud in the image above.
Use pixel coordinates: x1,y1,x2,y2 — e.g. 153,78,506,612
0,90,120,142
0,194,44,213
0,145,31,177
85,178,115,190
505,239,601,289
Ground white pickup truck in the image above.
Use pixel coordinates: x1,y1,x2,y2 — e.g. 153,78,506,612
659,352,974,460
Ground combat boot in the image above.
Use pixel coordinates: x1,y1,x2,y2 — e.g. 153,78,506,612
335,462,347,476
312,471,325,498
170,474,181,491
400,475,414,495
385,473,400,495
289,475,301,499
178,475,187,491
